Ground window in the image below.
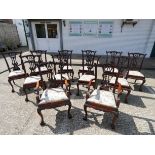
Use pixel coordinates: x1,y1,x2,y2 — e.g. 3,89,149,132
47,24,58,38
35,24,46,38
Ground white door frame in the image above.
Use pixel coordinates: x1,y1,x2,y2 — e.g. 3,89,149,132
31,21,61,52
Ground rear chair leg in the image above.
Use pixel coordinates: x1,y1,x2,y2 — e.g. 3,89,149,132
111,111,119,130
23,87,29,102
8,79,15,92
139,79,146,91
83,105,88,121
68,103,72,119
37,108,45,126
125,89,131,103
72,71,74,82
76,82,80,96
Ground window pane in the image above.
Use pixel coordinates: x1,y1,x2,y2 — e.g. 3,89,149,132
47,24,58,38
35,24,46,38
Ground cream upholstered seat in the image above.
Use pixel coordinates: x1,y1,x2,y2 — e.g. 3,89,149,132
79,66,89,71
35,66,48,72
24,76,41,84
55,73,70,80
63,65,73,70
110,77,129,87
39,87,68,104
87,89,117,108
105,67,118,73
128,70,144,77
79,74,95,82
8,70,25,78
21,51,32,56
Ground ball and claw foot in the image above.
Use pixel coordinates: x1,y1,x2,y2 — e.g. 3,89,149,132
40,121,45,126
83,116,87,121
25,98,29,102
68,114,72,119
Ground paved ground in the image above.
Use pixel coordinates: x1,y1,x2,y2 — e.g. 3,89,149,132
0,48,155,135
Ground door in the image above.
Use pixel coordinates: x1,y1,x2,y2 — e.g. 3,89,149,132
32,21,61,52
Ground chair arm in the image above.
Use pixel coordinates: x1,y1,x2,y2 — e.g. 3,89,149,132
87,79,95,91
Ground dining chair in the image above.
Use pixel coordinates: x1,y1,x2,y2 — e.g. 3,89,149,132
35,61,72,126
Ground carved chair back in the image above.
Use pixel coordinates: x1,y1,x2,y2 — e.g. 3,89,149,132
30,50,47,63
2,51,25,73
20,53,41,76
81,50,96,72
99,63,122,92
127,52,146,71
37,61,62,90
58,50,72,66
106,51,122,67
51,52,70,74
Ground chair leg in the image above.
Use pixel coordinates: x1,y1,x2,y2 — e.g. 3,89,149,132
76,82,80,96
68,103,72,119
125,89,131,103
71,71,74,82
69,81,72,95
111,112,119,130
8,79,15,93
139,79,146,91
23,87,29,102
13,80,16,85
83,105,88,121
78,71,80,78
37,108,45,126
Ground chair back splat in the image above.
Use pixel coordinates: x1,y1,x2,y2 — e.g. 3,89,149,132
20,53,42,76
37,61,63,90
127,52,146,71
30,50,47,62
2,51,22,72
82,50,96,70
106,51,122,67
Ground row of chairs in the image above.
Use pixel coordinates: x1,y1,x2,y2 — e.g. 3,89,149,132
1,50,146,129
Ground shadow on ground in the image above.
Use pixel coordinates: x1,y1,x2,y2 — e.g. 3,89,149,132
40,106,155,135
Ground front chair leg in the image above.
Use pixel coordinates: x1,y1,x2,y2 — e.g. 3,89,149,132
37,108,45,126
83,104,88,121
13,80,16,85
125,89,131,103
76,82,80,96
111,111,119,130
23,87,29,102
72,71,74,82
8,79,15,92
68,103,72,119
139,79,146,91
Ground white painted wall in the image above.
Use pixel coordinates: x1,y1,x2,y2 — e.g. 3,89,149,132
13,19,27,46
62,19,155,57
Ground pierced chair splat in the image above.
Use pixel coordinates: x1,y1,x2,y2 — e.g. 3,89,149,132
105,51,122,76
58,50,74,81
35,61,72,126
51,53,72,94
78,50,96,77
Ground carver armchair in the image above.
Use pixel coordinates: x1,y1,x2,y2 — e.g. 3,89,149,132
35,61,72,126
83,63,122,129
